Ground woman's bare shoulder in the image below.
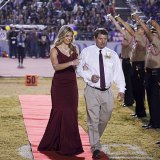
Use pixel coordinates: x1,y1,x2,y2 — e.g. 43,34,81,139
50,47,58,56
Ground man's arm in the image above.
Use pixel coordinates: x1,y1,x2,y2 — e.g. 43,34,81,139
108,14,125,35
115,15,135,37
151,19,160,38
76,49,92,82
113,53,126,101
132,13,153,42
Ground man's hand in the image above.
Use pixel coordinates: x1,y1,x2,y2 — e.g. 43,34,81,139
131,13,140,21
91,75,100,83
108,14,114,21
114,15,122,23
151,20,158,28
117,92,124,102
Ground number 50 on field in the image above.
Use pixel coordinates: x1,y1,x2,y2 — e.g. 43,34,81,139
25,75,38,86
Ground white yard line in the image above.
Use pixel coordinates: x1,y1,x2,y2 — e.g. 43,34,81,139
102,144,153,160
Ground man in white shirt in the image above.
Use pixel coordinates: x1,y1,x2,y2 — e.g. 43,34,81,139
77,28,125,159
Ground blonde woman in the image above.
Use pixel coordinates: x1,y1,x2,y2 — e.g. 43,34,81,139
38,25,84,155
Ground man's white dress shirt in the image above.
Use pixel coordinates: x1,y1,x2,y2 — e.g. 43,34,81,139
77,45,126,93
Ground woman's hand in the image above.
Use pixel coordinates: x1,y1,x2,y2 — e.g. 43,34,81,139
71,59,80,66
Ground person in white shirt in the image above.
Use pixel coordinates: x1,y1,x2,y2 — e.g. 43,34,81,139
77,28,125,159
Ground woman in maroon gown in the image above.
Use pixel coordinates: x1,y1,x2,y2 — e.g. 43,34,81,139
38,25,84,155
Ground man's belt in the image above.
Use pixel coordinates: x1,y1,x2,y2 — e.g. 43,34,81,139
87,85,110,91
146,68,160,75
122,58,130,61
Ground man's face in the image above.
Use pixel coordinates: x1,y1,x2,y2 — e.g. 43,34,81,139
95,34,108,49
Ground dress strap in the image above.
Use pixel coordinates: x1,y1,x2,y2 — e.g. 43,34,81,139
54,46,62,55
54,46,59,52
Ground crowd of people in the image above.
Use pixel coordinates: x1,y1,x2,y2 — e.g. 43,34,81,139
7,26,52,60
130,0,160,23
1,0,159,60
0,0,116,41
0,0,120,63
0,0,159,42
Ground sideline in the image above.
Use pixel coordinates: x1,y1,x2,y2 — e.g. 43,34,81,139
0,57,53,77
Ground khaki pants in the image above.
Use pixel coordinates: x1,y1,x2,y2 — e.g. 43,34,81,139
84,85,114,152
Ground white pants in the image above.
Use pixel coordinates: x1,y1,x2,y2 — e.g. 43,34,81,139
84,85,114,152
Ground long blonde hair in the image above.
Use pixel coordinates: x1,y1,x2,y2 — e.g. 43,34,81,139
54,25,77,55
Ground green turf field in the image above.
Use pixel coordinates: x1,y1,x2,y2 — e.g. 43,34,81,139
0,77,160,160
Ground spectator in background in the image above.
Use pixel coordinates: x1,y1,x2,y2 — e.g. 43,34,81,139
1,0,118,41
8,26,18,58
17,27,26,68
139,0,160,23
29,28,38,58
25,32,31,57
53,0,62,10
39,30,49,58
48,27,57,52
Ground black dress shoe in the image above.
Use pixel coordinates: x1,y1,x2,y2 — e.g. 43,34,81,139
130,113,137,117
137,115,147,118
137,113,147,118
145,125,153,129
121,103,133,107
125,103,134,106
156,141,160,144
92,149,101,159
122,103,126,107
142,123,159,129
142,123,152,128
142,124,149,128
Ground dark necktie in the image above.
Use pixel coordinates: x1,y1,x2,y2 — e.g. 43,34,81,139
99,50,106,89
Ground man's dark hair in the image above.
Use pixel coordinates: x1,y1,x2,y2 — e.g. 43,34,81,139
94,28,108,38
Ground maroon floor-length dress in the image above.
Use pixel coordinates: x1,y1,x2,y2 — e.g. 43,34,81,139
38,47,84,155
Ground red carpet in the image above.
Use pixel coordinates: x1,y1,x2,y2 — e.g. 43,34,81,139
19,95,109,160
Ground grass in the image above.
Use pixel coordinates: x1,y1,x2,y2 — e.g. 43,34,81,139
0,77,160,160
